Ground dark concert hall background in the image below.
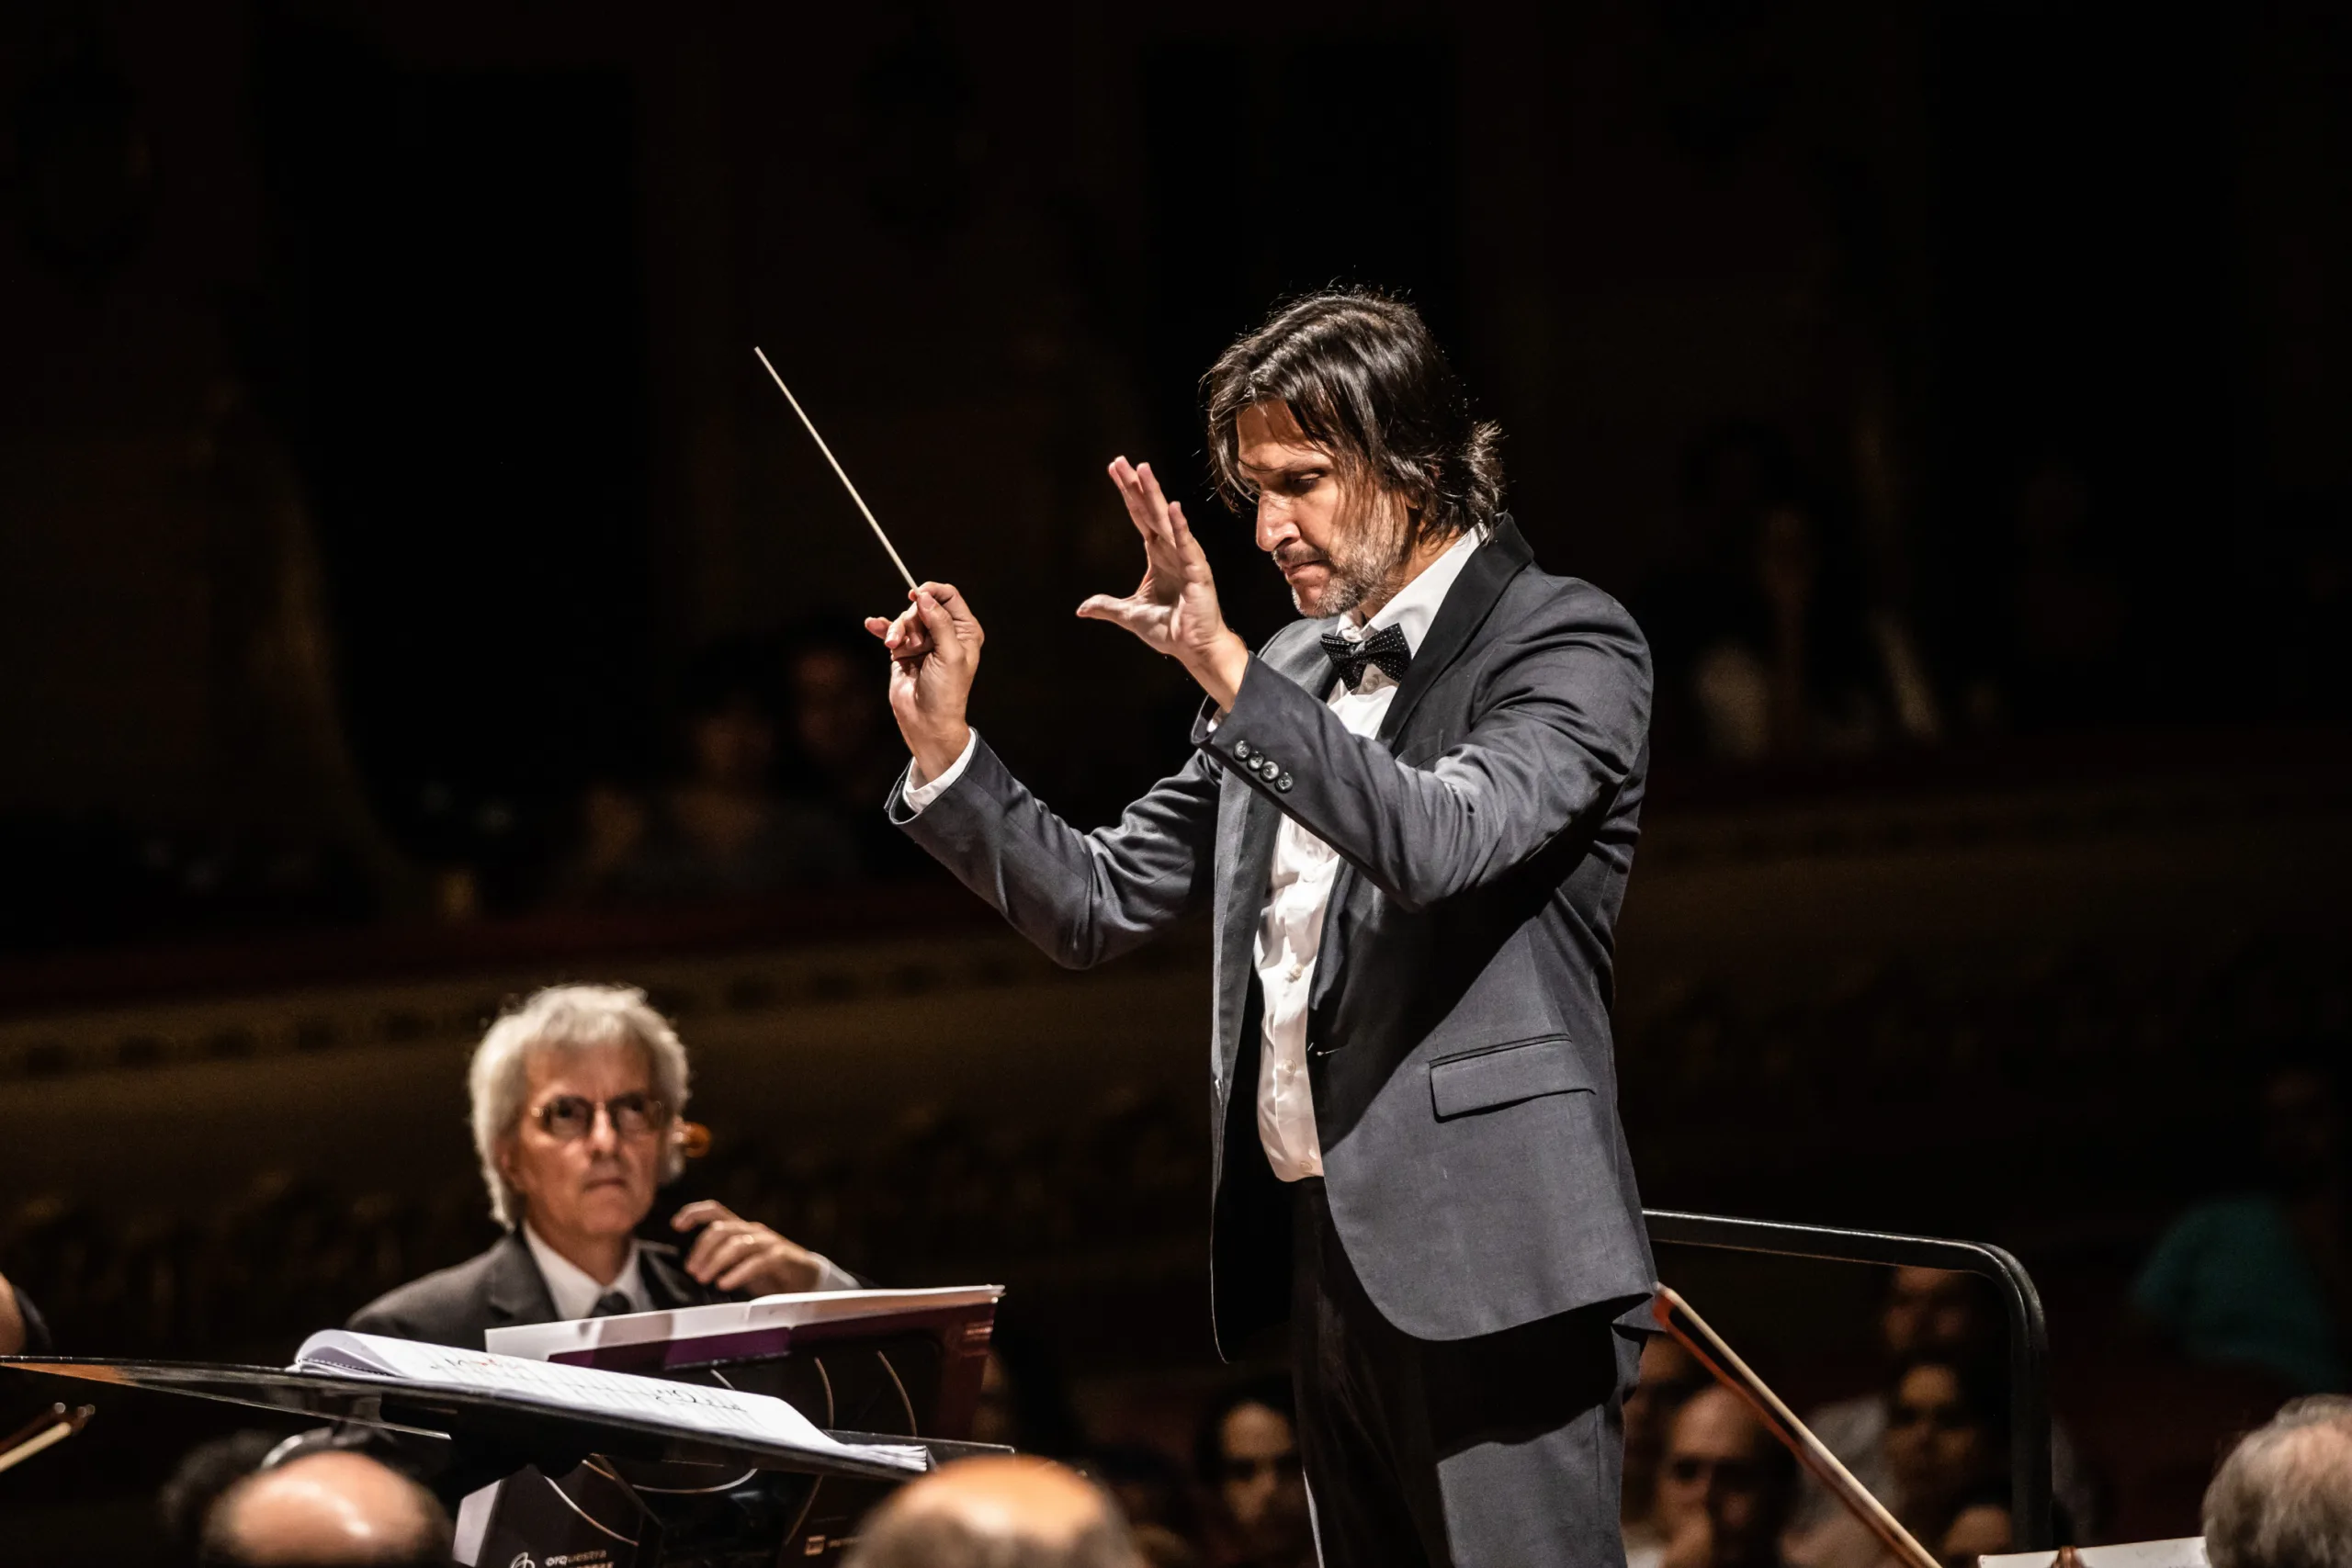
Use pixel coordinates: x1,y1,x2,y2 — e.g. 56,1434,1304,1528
2,2,2347,1561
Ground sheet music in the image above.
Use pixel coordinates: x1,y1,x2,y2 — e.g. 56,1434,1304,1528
291,1330,926,1472
1982,1542,2207,1568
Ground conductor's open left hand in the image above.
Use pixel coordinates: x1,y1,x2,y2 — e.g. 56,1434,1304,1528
671,1200,829,1296
1079,458,1251,709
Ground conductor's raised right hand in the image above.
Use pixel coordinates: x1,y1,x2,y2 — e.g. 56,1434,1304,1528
865,581,982,785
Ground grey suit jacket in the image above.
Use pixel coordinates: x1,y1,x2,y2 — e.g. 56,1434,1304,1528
896,516,1655,1348
346,1232,732,1350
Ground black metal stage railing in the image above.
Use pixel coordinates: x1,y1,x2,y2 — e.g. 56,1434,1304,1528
1645,1210,2052,1551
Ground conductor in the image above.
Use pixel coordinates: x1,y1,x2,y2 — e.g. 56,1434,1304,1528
868,289,1656,1568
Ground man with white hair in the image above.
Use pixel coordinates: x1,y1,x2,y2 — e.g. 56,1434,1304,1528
349,984,859,1348
2202,1395,2352,1568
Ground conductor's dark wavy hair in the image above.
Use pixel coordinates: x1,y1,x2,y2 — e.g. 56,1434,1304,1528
1204,288,1504,544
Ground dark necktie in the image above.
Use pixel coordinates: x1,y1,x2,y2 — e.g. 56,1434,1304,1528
591,1291,634,1317
1319,623,1412,693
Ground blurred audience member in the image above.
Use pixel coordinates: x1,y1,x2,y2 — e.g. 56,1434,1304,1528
844,1454,1146,1568
1193,1376,1313,1568
2201,1394,2352,1568
2134,1062,2349,1395
1638,423,1918,764
2002,458,2127,729
971,1325,1087,1458
198,1449,450,1566
1937,1485,2014,1567
349,985,857,1349
0,1266,49,1354
1088,1441,1203,1568
570,638,856,900
1797,1269,2096,1537
1883,1357,2006,1547
781,619,934,881
162,1431,288,1562
1628,1384,1797,1568
1790,1355,2006,1568
2247,503,2352,719
1625,1332,1712,1556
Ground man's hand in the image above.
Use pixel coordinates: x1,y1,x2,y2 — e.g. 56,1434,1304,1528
672,1201,831,1295
1078,458,1251,709
865,581,982,784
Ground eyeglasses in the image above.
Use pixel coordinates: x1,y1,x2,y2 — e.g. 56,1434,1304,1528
1667,1456,1768,1489
1889,1401,1977,1434
532,1091,669,1141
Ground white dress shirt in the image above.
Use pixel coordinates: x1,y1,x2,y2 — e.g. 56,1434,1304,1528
523,1224,650,1320
904,734,978,810
1250,528,1484,1180
521,1224,864,1319
900,528,1487,1182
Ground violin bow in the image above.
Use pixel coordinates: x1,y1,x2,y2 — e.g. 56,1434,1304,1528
1652,1285,1941,1568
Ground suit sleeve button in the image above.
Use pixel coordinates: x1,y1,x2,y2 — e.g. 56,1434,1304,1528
1261,760,1281,781
1235,741,1253,761
1277,773,1295,793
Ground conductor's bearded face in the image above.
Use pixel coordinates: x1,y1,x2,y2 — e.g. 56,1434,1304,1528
1238,400,1412,621
498,1043,664,1248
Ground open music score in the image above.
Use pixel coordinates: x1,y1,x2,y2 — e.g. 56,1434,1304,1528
291,1330,927,1474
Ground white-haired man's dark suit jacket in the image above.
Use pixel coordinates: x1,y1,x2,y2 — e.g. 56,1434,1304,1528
347,1232,729,1352
894,516,1655,1568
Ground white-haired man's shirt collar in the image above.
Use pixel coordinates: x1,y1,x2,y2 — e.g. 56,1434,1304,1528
522,1224,650,1320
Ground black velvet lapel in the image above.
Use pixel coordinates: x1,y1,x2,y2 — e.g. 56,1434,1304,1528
1375,515,1533,744
1309,520,1533,1016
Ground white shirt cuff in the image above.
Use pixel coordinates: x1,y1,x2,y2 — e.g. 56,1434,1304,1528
900,730,979,814
808,1254,864,1292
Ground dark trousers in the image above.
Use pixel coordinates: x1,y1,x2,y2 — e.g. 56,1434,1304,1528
1289,1179,1641,1568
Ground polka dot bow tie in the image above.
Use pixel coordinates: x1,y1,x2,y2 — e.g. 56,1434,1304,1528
1320,623,1413,692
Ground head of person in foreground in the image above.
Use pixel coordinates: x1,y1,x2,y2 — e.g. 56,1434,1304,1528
198,1450,450,1567
844,1454,1148,1568
2202,1394,2352,1568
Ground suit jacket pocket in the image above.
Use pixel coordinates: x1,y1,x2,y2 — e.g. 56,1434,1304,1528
1428,1034,1589,1120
